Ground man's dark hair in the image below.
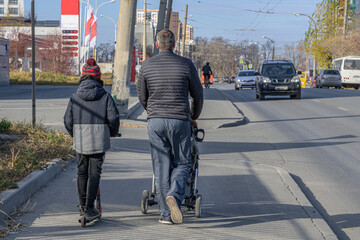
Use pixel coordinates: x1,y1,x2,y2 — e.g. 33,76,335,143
156,29,175,50
206,62,210,65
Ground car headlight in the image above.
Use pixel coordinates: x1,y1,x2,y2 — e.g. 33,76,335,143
261,77,271,83
291,76,300,83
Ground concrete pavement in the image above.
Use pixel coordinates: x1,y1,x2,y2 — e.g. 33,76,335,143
1,85,336,239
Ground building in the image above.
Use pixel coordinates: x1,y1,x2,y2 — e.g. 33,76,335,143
0,0,24,20
185,24,194,44
136,9,180,40
0,37,9,85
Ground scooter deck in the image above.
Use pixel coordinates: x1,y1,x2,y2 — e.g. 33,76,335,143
78,213,101,227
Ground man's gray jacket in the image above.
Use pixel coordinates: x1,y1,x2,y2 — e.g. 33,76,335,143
137,49,203,120
64,75,120,154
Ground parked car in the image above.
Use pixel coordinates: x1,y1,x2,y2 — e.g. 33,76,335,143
229,76,236,84
310,75,318,88
317,69,342,89
235,70,256,90
213,76,219,83
255,60,302,100
222,76,229,83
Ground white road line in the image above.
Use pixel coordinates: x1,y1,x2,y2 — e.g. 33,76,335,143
313,99,321,102
337,107,349,111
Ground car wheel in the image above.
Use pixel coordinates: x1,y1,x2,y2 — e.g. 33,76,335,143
355,86,359,90
296,92,301,99
235,87,239,90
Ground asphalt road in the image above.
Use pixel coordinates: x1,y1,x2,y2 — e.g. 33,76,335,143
213,83,360,240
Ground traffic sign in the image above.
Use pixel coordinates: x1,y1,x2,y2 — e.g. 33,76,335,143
249,64,253,69
239,59,244,64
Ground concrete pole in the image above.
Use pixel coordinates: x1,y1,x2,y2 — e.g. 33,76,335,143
165,0,173,29
31,0,36,127
181,4,188,57
343,0,348,36
176,21,181,54
143,0,147,61
112,0,137,116
153,0,167,56
306,51,309,76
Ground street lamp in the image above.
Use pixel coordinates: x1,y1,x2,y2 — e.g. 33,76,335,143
93,0,116,60
294,12,317,76
100,14,117,47
262,36,275,60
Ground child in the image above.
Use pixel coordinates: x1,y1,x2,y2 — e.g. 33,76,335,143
64,58,120,218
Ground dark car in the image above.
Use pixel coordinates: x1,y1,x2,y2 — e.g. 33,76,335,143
255,60,302,100
229,76,236,84
317,69,342,89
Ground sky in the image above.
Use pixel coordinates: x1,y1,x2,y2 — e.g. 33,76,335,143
24,0,322,48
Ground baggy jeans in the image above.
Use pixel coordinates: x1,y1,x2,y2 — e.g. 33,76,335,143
76,152,104,209
147,118,192,219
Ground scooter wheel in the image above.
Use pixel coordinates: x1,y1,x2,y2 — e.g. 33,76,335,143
80,216,86,227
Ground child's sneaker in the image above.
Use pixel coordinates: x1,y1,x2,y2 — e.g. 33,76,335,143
79,205,86,216
85,207,100,218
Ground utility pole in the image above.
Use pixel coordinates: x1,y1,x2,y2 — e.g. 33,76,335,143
181,4,188,57
343,0,348,36
112,0,137,115
143,0,147,61
164,0,173,29
176,21,181,54
31,0,36,127
153,0,167,56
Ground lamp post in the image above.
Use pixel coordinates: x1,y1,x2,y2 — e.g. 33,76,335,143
100,14,117,47
262,36,275,60
93,0,116,60
294,12,317,76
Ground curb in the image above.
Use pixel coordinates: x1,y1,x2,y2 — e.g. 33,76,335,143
275,167,337,240
0,158,74,220
120,100,142,120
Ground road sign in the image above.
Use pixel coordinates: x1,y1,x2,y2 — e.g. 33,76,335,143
239,59,244,64
240,56,243,59
249,64,253,69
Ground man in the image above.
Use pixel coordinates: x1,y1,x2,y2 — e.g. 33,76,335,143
202,62,212,82
64,58,120,219
137,29,203,225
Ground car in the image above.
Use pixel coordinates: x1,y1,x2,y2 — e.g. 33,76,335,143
235,70,256,90
310,75,318,88
255,60,302,100
222,76,229,83
317,69,342,89
213,76,219,83
229,76,236,84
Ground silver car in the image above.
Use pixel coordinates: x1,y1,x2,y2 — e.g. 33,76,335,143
317,69,342,89
235,70,256,90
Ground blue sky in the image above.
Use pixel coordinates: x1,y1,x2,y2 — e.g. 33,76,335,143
25,0,321,47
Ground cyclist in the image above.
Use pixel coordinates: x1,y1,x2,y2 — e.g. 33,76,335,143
202,62,212,89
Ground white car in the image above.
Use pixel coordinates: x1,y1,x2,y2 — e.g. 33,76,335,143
235,70,256,90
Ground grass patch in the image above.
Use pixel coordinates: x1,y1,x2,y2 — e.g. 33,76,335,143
9,71,113,86
0,119,75,193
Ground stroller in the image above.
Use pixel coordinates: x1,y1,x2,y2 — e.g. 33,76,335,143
141,126,205,218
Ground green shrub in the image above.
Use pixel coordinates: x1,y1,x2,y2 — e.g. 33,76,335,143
0,119,12,132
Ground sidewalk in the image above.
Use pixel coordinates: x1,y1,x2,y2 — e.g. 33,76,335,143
2,86,336,239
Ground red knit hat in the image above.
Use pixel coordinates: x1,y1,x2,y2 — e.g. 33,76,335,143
81,58,101,79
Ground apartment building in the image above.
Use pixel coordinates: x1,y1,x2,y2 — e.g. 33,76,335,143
0,0,24,20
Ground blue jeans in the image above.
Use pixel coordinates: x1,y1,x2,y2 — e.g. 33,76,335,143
147,118,192,219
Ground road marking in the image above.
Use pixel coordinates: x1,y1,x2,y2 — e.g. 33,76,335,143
313,99,321,102
337,107,349,111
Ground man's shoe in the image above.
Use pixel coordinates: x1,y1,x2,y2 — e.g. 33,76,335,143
166,195,183,224
85,207,100,218
158,217,174,225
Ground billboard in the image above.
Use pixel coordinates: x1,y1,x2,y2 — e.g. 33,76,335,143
61,0,80,71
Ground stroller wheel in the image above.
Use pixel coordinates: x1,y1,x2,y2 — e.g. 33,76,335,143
141,190,149,214
195,194,202,218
